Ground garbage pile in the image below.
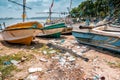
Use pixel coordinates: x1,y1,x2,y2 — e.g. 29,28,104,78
24,39,90,80
47,39,89,61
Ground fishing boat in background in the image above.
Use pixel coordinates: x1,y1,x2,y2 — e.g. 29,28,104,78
109,19,120,27
36,0,73,35
1,21,43,45
72,23,120,52
37,22,66,38
61,26,73,35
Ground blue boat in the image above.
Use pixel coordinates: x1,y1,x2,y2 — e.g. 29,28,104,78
72,24,120,53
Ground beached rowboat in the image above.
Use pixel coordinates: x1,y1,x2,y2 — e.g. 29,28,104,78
62,27,73,35
37,22,66,38
72,24,120,52
1,21,43,45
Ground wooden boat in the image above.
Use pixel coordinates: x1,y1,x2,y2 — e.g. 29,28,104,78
1,21,43,45
72,24,120,52
37,22,66,38
61,26,73,35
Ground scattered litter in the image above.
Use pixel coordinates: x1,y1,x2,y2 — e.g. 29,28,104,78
3,61,11,65
60,39,65,43
76,52,83,56
93,56,98,62
48,50,56,54
64,52,71,57
47,43,89,62
52,56,60,60
93,75,100,80
67,56,76,62
31,47,35,49
39,58,48,62
10,60,20,66
28,67,42,73
72,50,76,53
77,46,80,49
43,50,47,54
25,74,38,80
59,57,66,66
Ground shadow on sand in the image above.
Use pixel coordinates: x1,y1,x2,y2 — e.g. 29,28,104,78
78,43,120,58
1,36,120,59
0,40,44,50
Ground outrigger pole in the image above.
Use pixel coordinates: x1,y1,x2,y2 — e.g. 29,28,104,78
8,0,31,22
23,0,26,22
49,0,54,22
70,0,72,11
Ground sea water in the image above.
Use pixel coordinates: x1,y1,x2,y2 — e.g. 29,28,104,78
0,18,46,30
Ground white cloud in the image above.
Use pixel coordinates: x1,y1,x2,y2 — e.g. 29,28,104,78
0,0,84,17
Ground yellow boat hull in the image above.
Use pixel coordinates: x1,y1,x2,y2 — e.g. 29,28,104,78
8,36,33,45
6,21,43,29
2,21,43,45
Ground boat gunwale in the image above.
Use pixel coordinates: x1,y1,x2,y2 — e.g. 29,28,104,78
72,30,120,39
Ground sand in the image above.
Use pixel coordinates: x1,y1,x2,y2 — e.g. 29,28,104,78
0,35,120,80
0,23,120,80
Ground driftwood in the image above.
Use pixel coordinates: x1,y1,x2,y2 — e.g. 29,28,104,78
47,43,89,62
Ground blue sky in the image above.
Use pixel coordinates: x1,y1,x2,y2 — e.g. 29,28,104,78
0,0,84,18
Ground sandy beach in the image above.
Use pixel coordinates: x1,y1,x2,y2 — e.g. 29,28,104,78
0,0,120,79
0,28,120,80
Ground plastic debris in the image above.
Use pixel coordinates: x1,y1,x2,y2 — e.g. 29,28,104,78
25,74,38,80
28,67,42,73
72,50,76,53
76,52,83,56
67,56,76,62
49,50,56,54
59,57,66,66
52,56,60,60
3,61,11,65
31,47,35,49
43,50,47,54
10,60,20,66
64,52,71,57
39,58,48,62
47,43,89,62
60,39,65,43
77,46,80,49
93,75,100,80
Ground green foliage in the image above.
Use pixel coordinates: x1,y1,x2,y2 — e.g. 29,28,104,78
0,65,16,79
71,0,120,18
0,52,34,79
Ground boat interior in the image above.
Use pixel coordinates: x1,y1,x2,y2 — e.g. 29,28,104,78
92,24,120,38
5,21,43,30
